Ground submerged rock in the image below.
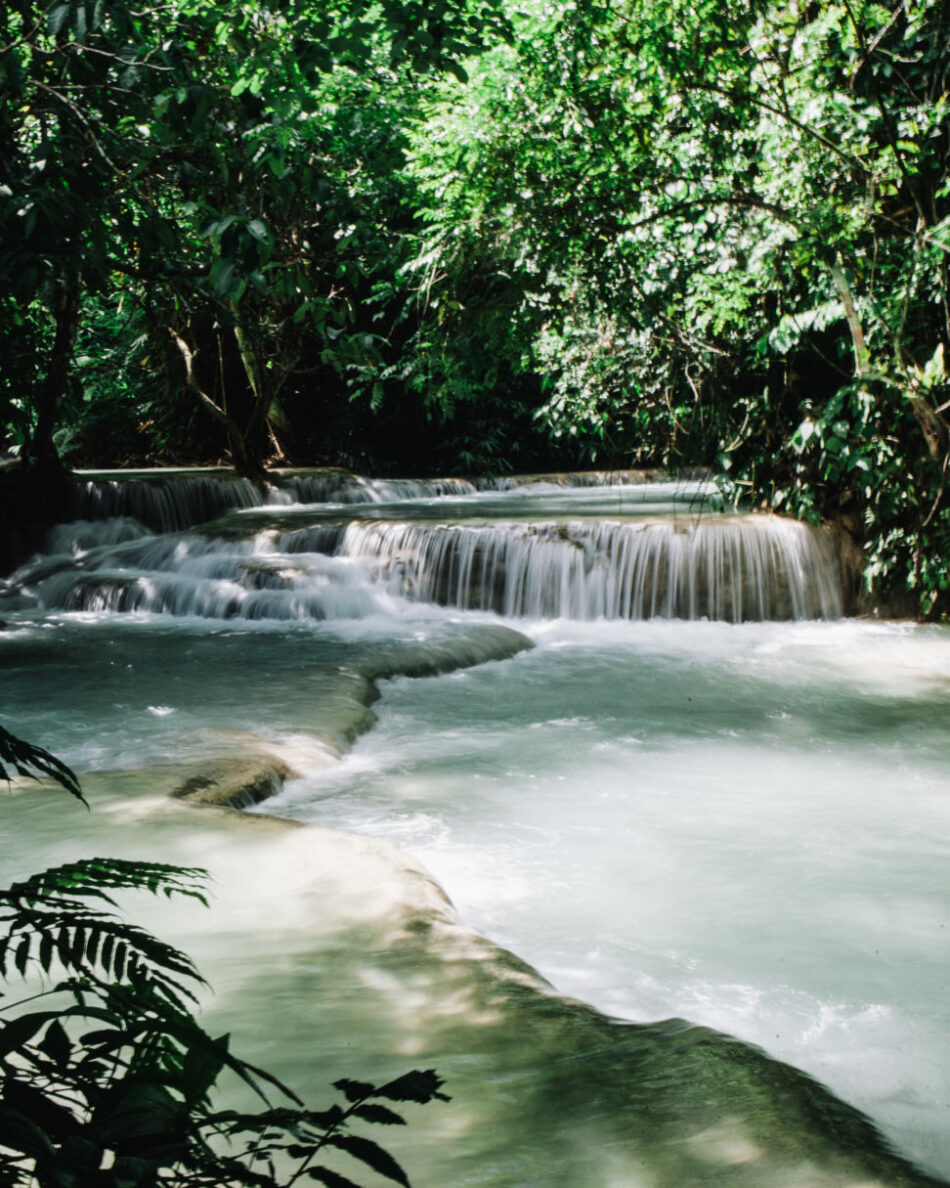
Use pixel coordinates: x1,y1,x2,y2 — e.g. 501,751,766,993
171,755,299,809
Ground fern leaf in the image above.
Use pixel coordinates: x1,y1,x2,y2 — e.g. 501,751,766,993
13,935,30,976
0,1012,61,1059
0,724,86,804
373,1069,450,1104
305,1167,363,1187
38,932,53,974
324,1133,410,1186
332,1078,375,1104
351,1103,406,1127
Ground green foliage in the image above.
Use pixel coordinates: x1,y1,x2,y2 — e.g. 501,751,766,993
0,0,511,473
0,736,447,1186
398,0,950,614
52,293,165,466
0,859,448,1187
0,725,85,803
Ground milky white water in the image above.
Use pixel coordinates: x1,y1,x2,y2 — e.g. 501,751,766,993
1,472,948,1185
257,616,950,1176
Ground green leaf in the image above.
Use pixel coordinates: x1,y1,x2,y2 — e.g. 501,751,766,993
181,1034,228,1106
14,935,31,975
374,1069,449,1103
351,1103,406,1126
210,257,237,298
0,725,85,802
47,3,71,35
325,1134,410,1186
65,3,86,40
94,1080,184,1144
203,215,237,240
39,1020,72,1068
332,1078,375,1104
0,1012,59,1058
247,219,272,247
790,420,815,454
305,1168,362,1187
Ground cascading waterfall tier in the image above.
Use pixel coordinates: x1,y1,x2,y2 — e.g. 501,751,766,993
73,472,265,533
473,468,668,491
323,516,843,622
72,470,479,534
9,473,843,624
9,513,842,624
70,468,676,535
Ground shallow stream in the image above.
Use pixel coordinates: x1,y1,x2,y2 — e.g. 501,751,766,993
1,471,947,1186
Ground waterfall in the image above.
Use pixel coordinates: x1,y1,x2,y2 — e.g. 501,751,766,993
11,474,843,624
74,473,266,532
72,470,480,531
11,513,841,624
348,476,477,502
331,516,842,622
474,468,668,490
18,532,397,622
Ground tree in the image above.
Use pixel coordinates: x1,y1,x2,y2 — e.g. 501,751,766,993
398,0,950,610
0,0,511,476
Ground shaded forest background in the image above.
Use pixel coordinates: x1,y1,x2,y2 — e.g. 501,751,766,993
1,0,949,614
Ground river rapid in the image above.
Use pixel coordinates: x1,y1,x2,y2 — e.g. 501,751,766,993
1,470,948,1187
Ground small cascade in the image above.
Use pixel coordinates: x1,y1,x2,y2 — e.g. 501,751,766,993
74,473,266,532
14,479,843,625
474,469,666,491
333,516,843,622
364,476,477,501
17,532,398,622
71,470,481,530
276,472,380,505
279,473,477,504
46,516,153,555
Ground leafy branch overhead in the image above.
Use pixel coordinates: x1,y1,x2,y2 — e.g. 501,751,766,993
0,0,511,476
398,0,950,613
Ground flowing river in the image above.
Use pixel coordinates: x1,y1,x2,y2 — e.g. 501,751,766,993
1,470,948,1187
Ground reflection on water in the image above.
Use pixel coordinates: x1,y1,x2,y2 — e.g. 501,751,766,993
0,474,947,1185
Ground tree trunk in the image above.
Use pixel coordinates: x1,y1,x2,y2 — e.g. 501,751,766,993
232,323,288,480
829,258,870,377
27,266,81,473
171,329,255,476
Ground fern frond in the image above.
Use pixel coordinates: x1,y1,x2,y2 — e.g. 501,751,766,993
2,858,209,909
0,861,210,999
0,725,85,804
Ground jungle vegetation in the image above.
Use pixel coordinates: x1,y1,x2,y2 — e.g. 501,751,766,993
1,0,949,613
